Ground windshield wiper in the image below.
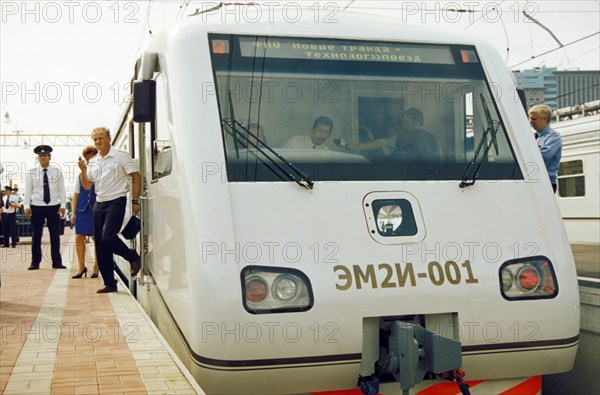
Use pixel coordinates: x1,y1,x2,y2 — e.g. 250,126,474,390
222,119,314,190
222,83,313,190
459,93,500,188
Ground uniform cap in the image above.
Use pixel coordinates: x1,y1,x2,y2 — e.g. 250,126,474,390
33,145,53,155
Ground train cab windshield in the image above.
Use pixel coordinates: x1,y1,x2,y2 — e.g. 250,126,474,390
209,34,523,182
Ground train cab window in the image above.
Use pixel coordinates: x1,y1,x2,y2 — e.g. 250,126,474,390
210,34,522,182
558,160,585,197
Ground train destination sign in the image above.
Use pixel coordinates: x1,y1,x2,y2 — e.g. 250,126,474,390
238,37,455,65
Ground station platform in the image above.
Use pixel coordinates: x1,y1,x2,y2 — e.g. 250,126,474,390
0,228,203,395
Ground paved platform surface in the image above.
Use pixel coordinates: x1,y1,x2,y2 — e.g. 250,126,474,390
0,228,203,394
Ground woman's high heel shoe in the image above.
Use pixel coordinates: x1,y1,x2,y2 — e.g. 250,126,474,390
90,271,99,278
72,267,88,279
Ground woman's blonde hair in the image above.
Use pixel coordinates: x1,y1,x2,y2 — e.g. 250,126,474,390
82,146,98,157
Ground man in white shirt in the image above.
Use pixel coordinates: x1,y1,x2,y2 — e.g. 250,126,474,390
24,145,67,269
80,127,141,293
1,185,21,248
283,116,334,150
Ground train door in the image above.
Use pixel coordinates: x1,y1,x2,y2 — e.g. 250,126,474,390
144,71,190,297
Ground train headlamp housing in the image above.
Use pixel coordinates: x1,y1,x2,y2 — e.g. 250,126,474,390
241,266,313,314
499,256,558,300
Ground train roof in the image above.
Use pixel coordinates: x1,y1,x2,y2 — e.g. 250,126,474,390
553,114,600,145
157,4,491,48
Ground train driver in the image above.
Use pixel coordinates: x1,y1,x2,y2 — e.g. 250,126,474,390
283,116,333,150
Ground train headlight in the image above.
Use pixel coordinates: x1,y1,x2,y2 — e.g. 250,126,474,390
242,266,313,314
499,256,558,300
376,204,403,235
273,275,298,301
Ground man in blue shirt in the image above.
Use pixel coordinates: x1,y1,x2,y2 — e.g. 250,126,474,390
528,104,562,193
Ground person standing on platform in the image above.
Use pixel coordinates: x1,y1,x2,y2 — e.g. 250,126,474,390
71,146,100,279
528,104,562,193
80,127,141,294
23,145,67,270
1,185,20,248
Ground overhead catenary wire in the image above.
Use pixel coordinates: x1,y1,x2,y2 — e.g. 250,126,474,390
462,0,508,30
176,0,191,20
146,0,154,35
522,10,563,47
134,0,154,56
345,1,510,62
568,47,600,63
543,83,600,104
174,0,185,19
495,5,511,64
510,31,600,68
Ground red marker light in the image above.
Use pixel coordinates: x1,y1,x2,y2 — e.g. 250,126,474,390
518,267,540,291
460,49,478,63
246,278,268,303
212,40,229,54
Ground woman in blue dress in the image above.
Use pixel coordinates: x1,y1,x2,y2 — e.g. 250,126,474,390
71,146,99,278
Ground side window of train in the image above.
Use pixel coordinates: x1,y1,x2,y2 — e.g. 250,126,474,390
153,73,173,180
558,160,585,197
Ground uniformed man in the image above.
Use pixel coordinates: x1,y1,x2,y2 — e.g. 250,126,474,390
23,145,67,270
1,185,20,248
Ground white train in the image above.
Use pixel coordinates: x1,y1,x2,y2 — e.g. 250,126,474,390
111,5,579,394
554,106,600,244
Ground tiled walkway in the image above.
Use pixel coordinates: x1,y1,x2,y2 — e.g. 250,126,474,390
0,229,203,394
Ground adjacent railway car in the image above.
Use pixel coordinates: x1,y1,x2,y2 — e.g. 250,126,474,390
111,6,579,394
554,110,600,244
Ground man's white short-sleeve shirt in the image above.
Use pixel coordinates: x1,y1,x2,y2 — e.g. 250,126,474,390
87,146,139,202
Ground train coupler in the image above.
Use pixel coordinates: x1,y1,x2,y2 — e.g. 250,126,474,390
378,321,463,393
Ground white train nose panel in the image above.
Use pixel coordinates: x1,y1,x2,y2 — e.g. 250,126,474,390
363,191,427,245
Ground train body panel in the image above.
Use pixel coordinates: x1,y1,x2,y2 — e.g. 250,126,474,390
112,7,579,394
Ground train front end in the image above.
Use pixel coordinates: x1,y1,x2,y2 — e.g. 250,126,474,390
150,10,580,394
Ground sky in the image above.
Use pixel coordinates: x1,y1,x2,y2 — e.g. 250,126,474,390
1,0,599,185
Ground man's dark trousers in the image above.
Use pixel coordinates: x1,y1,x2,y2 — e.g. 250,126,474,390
30,204,62,267
2,213,18,246
93,197,139,288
